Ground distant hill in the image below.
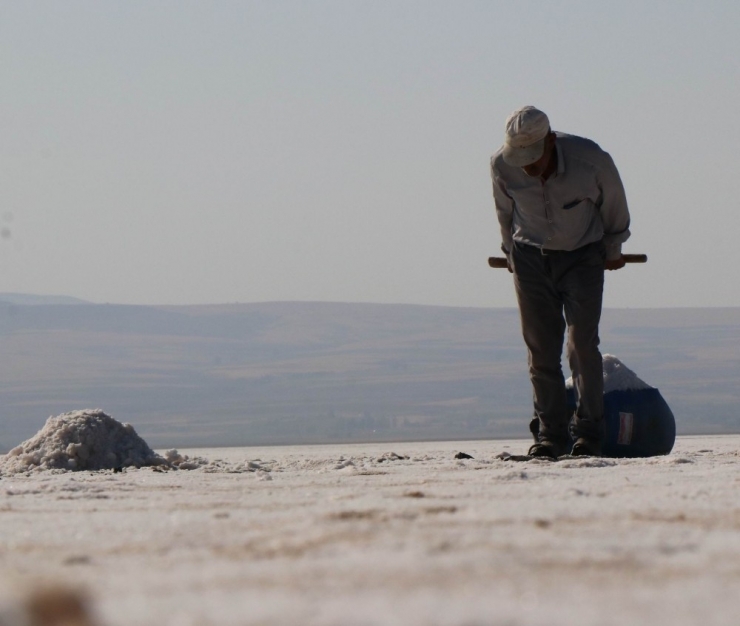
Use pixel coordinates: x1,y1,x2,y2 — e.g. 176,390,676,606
1,301,738,450
0,293,90,306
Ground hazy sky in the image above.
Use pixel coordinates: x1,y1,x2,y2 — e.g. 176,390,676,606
1,1,738,308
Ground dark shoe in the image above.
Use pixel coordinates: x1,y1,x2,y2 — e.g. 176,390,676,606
528,441,566,459
571,437,602,457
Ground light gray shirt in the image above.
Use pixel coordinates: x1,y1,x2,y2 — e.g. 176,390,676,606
490,132,631,260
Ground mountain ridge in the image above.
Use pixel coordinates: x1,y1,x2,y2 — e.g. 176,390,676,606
1,300,738,450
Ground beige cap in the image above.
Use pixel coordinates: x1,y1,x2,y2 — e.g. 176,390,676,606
502,106,550,167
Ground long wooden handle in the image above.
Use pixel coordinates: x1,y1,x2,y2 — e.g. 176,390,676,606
488,253,648,268
622,254,648,263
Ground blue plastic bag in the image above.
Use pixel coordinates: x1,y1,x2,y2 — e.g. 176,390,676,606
565,386,676,458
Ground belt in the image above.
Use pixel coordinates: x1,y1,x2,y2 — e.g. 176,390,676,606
518,242,589,256
539,247,568,256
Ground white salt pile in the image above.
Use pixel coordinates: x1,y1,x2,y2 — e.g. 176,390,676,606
0,409,168,475
566,353,653,393
601,353,652,392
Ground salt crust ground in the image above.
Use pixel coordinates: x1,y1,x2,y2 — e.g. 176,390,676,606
1,436,740,626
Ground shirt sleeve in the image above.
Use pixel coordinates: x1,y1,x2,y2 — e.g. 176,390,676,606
491,159,515,255
597,152,631,260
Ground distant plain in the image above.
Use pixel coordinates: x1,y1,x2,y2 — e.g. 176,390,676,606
1,296,739,450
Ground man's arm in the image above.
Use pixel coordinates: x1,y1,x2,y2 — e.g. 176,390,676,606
596,151,631,263
491,158,515,258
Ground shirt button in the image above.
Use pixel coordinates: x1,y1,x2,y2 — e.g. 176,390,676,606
547,237,552,240
548,220,553,223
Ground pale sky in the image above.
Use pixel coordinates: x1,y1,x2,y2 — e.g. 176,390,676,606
1,1,738,308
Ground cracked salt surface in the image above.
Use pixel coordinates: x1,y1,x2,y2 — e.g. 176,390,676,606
0,407,736,626
1,436,739,626
0,437,740,626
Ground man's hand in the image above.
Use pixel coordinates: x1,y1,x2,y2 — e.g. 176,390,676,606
605,256,626,271
506,256,513,273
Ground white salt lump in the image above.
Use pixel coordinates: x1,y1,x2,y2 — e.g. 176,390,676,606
601,353,652,392
0,409,168,475
163,448,210,470
566,354,652,393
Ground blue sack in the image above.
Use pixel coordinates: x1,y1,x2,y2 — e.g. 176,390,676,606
566,386,676,458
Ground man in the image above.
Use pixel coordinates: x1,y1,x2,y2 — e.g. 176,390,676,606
490,106,631,458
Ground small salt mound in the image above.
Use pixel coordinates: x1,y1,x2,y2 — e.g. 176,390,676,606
164,449,210,471
0,409,168,475
566,354,653,393
601,354,652,392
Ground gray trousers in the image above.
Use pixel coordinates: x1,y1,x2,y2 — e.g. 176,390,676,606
511,240,606,445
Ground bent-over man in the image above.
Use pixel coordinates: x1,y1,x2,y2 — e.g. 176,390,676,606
491,105,631,458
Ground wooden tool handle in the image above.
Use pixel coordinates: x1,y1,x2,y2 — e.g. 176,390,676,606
488,253,648,268
622,254,648,263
